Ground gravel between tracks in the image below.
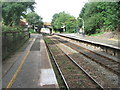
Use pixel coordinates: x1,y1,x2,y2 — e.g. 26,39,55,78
45,36,100,88
50,35,119,88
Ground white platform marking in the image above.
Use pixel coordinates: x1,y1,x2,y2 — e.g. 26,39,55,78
39,69,57,86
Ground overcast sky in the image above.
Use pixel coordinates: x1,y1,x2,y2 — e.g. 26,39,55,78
34,0,88,22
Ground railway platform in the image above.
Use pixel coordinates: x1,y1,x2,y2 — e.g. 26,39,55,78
57,33,119,47
2,34,58,89
55,33,120,58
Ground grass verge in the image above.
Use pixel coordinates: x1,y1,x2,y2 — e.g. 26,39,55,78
89,32,104,36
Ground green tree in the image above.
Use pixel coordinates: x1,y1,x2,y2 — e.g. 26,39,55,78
26,12,43,29
2,2,35,26
65,17,76,33
52,11,77,33
79,2,120,35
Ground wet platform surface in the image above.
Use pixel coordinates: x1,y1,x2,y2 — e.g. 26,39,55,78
2,34,58,88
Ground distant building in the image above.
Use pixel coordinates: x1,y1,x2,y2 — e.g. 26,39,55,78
19,19,27,27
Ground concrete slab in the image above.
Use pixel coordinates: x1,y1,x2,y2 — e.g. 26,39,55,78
2,34,59,88
39,35,59,88
39,69,58,86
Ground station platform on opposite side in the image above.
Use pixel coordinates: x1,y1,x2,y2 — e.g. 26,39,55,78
55,33,119,48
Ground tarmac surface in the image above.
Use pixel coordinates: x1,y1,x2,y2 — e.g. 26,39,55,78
2,34,58,88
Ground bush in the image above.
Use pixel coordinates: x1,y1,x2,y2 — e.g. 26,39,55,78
2,25,29,60
2,25,25,32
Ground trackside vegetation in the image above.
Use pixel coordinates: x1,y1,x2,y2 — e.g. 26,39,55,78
52,2,120,35
79,2,120,35
1,2,43,60
51,11,77,33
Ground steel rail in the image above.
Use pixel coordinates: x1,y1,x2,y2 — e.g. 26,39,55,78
55,35,120,64
50,38,104,89
44,40,70,90
53,36,120,75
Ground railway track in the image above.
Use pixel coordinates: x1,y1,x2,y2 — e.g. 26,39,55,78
52,36,120,76
44,36,104,89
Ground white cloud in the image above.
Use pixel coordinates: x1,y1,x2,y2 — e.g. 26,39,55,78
35,0,88,22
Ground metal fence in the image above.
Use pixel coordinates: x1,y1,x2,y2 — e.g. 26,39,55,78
2,30,30,60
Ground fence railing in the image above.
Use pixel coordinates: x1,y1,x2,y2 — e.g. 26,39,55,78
2,30,30,60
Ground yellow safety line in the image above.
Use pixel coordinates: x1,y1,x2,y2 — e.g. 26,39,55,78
6,50,30,89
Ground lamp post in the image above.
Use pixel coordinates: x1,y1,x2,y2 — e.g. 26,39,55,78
78,17,85,36
75,18,79,34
